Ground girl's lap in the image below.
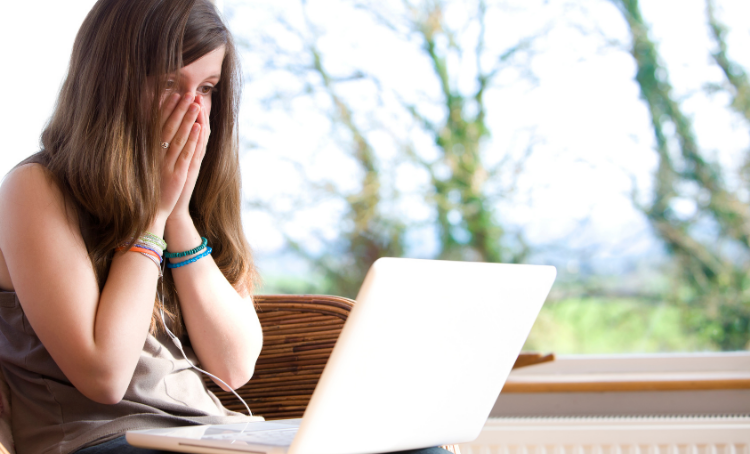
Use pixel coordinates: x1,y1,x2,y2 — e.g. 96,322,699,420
76,435,452,454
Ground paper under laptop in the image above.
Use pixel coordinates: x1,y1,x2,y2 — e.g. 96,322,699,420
127,258,557,454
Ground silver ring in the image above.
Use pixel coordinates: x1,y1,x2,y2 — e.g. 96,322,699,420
160,142,170,149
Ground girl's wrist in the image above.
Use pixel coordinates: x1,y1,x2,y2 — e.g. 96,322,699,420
164,213,200,255
148,216,168,238
165,211,194,231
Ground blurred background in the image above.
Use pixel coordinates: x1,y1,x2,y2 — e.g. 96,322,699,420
3,0,749,354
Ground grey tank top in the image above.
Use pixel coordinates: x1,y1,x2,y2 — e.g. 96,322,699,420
0,291,252,454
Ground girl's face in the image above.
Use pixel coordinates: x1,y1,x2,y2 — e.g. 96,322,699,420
163,45,226,115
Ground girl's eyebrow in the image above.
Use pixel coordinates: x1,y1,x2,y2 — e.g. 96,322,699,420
175,73,222,80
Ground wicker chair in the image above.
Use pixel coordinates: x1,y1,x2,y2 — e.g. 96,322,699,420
206,294,355,419
205,294,555,454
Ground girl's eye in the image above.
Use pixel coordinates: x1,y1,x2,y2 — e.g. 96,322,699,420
165,80,176,91
198,85,215,95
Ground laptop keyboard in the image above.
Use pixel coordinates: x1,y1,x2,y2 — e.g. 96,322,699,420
204,428,298,446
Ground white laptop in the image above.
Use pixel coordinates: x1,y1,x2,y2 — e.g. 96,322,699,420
127,258,557,454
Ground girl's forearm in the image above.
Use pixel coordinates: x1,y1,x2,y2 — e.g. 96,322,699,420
89,251,164,402
164,215,263,390
68,218,169,402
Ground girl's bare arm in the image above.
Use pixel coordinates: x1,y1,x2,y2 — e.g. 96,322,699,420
162,93,262,391
0,94,204,404
0,164,163,404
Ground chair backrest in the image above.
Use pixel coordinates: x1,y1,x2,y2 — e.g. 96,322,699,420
205,294,355,419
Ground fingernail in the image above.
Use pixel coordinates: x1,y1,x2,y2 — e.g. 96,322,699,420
184,93,193,102
189,104,199,113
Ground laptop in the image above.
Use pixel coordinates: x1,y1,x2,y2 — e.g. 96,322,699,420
127,258,557,454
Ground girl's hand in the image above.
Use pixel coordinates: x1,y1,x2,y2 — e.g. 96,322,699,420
168,94,210,222
157,92,202,221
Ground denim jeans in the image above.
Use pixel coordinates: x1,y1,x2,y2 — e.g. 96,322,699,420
75,435,452,454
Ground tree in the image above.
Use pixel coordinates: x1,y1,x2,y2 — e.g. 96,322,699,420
358,0,538,263
237,2,406,298
236,0,542,297
612,0,750,349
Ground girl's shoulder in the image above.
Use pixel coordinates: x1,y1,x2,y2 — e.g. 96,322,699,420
0,163,68,291
0,162,62,212
0,163,71,240
3,161,49,180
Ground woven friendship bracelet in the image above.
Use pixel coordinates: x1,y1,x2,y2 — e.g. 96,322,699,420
142,231,167,250
136,238,164,256
164,237,208,259
119,233,166,254
166,246,212,269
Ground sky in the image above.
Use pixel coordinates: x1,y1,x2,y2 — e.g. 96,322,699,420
3,0,750,278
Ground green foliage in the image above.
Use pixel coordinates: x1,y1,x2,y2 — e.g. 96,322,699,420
255,273,331,296
675,272,750,350
524,297,715,354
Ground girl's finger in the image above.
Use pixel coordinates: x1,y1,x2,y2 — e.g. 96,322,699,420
196,99,210,160
194,95,204,127
174,123,202,175
161,93,195,145
164,102,201,169
159,92,181,129
190,96,207,163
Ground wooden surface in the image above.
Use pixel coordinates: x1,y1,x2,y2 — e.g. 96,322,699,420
513,352,555,369
503,372,750,393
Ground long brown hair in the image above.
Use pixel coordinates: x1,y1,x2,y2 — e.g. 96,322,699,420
35,0,256,335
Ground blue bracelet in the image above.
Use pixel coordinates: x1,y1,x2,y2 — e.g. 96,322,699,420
166,246,212,269
164,237,208,258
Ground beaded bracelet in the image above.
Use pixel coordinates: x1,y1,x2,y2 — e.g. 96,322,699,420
164,237,208,259
166,246,212,269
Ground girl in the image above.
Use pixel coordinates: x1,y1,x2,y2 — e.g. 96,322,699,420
0,0,451,453
0,0,262,452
